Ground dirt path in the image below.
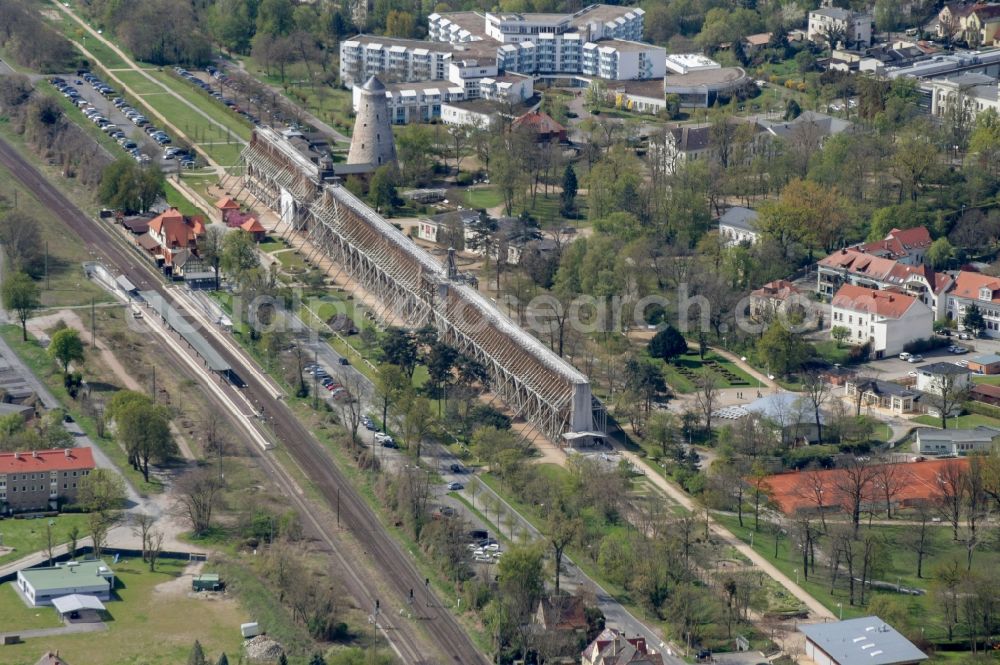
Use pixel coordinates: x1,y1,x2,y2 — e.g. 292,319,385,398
27,309,197,461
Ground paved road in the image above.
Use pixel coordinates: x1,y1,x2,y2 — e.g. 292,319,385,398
0,134,483,665
293,324,684,662
0,58,16,76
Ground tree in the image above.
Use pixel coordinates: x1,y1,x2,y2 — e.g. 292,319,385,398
373,364,408,430
497,543,545,620
378,328,417,379
560,164,578,217
98,158,164,214
831,326,850,347
217,654,231,665
834,456,876,536
963,304,986,338
926,371,971,429
399,395,432,457
2,272,39,341
757,179,851,258
48,327,84,376
368,165,399,213
188,640,208,665
934,459,967,540
547,514,580,594
801,371,831,444
648,325,687,364
926,237,955,270
0,210,44,276
200,225,226,290
78,468,126,557
757,323,811,377
220,229,259,282
901,504,935,578
118,401,177,482
175,466,224,535
693,374,720,434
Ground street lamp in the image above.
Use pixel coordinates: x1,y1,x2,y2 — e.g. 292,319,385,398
794,568,799,585
837,602,843,620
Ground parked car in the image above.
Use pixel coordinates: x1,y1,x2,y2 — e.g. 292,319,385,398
449,463,466,474
907,355,924,363
446,481,464,491
899,352,912,361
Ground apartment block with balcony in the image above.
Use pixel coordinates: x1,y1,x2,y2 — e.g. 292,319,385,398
0,448,95,514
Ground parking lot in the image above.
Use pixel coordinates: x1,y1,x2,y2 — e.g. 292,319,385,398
49,73,196,170
859,340,977,380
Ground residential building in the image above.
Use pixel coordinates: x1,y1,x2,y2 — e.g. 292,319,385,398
929,72,1000,120
800,617,927,665
750,280,807,323
579,40,665,80
830,285,933,358
0,447,95,514
915,425,1000,455
914,361,972,395
354,80,466,125
440,98,513,127
816,249,952,317
339,36,458,86
16,559,115,607
938,3,1000,45
512,110,567,142
416,209,480,246
718,206,759,246
967,353,1000,373
850,227,933,265
946,270,1000,336
758,110,853,143
807,8,873,47
845,378,920,415
138,207,207,279
743,32,773,54
611,79,667,114
582,627,664,665
534,595,588,634
651,120,768,176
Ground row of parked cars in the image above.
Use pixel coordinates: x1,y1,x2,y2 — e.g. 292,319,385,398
50,76,147,163
174,65,262,126
303,362,353,401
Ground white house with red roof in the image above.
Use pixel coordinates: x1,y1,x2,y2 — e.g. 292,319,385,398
817,249,952,318
947,270,1000,337
830,284,933,358
138,208,208,280
851,226,932,265
0,447,95,513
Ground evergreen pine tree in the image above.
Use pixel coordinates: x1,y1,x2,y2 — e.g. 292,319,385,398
308,653,327,665
188,640,207,665
560,164,578,217
216,653,229,665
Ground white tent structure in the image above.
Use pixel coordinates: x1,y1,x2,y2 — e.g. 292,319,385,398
51,594,106,616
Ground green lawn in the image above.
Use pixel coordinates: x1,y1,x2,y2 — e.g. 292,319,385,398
659,350,759,394
109,69,167,96
713,512,1000,643
139,93,234,147
912,413,1000,429
0,558,245,665
144,70,252,141
0,514,92,567
814,340,853,366
201,142,245,167
71,35,131,72
460,186,504,210
972,374,1000,385
0,582,63,631
164,181,203,218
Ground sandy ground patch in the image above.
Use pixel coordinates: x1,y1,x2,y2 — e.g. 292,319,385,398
153,560,204,596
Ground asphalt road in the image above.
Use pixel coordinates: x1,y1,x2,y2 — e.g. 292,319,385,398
0,134,486,665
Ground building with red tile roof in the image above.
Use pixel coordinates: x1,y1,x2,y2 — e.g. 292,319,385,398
853,226,932,265
817,248,952,317
140,208,207,277
946,270,1000,337
830,284,933,357
763,458,969,515
582,627,664,665
240,217,267,241
214,196,241,223
750,279,805,321
512,110,567,142
0,447,95,513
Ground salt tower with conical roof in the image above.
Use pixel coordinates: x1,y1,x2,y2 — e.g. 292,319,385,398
347,76,397,168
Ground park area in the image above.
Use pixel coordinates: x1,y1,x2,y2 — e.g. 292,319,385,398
658,350,758,394
0,557,243,665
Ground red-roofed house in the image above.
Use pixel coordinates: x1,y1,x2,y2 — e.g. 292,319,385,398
946,270,1000,336
512,110,567,142
750,279,805,321
214,196,240,223
830,284,933,357
582,628,664,665
0,447,95,513
817,249,952,317
240,217,267,241
140,208,207,278
852,226,932,265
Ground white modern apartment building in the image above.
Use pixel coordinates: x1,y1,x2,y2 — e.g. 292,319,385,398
340,36,463,86
355,72,534,124
807,7,873,47
350,4,660,84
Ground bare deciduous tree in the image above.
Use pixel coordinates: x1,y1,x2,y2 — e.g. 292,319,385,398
174,467,224,536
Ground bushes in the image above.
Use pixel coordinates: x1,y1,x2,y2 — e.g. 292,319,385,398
965,399,1000,419
902,337,950,354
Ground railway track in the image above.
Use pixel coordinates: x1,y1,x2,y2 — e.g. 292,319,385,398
0,137,487,665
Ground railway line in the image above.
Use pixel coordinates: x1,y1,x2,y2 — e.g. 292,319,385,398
0,136,487,665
